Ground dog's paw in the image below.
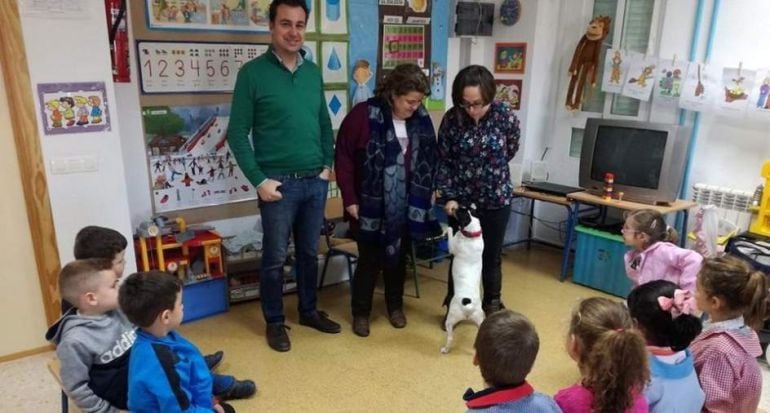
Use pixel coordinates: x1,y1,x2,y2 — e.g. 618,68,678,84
440,347,450,354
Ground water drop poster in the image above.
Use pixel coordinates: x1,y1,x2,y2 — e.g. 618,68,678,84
325,90,349,130
321,41,349,84
320,0,347,34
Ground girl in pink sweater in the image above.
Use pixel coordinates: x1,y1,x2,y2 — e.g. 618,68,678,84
622,209,703,293
555,297,650,413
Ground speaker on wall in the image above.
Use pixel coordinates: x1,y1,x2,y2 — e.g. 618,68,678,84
454,2,494,37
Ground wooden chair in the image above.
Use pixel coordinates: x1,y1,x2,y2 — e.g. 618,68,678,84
47,356,73,413
318,196,359,289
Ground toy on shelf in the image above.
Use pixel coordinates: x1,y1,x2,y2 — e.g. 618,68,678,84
750,161,770,237
135,216,224,283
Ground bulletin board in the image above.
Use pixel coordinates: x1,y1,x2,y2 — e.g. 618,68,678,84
131,1,273,219
348,0,448,111
135,0,350,216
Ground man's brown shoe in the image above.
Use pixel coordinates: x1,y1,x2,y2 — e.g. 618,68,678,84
352,316,370,337
389,309,407,328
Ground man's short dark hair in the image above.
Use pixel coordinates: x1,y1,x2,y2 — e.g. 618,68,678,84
269,0,309,23
474,310,540,386
59,259,113,306
74,226,128,260
119,271,182,328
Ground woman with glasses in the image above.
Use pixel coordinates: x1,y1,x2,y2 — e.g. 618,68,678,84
335,63,441,337
437,65,521,319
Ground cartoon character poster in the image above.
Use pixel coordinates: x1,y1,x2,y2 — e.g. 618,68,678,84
141,104,256,212
716,67,755,116
146,0,272,32
620,53,657,101
495,79,522,110
651,58,689,110
747,68,770,119
601,48,630,94
37,82,110,135
679,63,719,112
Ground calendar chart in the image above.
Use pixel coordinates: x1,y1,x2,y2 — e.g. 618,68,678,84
381,24,426,69
138,41,268,94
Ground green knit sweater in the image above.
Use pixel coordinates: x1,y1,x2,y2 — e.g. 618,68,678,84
226,50,333,186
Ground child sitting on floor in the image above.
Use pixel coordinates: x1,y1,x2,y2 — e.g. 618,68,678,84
555,297,650,413
120,271,239,412
71,225,249,396
622,209,703,293
73,225,227,370
463,310,561,412
627,280,704,412
691,255,767,413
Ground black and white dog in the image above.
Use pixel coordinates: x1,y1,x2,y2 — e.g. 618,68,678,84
441,207,485,354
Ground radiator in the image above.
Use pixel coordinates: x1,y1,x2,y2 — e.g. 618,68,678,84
691,183,756,232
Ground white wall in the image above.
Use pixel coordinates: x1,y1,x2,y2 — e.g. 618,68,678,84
20,3,136,270
685,0,770,192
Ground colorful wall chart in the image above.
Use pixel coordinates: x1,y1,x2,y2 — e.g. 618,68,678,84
146,0,272,32
141,104,256,212
137,41,268,94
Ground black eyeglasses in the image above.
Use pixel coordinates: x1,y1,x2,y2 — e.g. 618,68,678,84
458,100,487,110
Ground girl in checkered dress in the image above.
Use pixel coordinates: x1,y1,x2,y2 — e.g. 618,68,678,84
691,255,768,413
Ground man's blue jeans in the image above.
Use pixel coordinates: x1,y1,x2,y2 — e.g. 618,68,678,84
259,176,328,324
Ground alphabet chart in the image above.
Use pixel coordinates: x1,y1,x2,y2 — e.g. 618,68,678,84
137,41,268,93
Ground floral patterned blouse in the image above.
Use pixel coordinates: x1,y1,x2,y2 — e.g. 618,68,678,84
436,101,520,210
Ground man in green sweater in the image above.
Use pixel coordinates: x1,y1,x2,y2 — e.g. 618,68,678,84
227,0,340,352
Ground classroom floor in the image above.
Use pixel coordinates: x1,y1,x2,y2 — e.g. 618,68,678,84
1,246,769,412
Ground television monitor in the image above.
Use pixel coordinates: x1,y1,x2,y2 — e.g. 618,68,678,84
454,2,494,36
578,118,689,205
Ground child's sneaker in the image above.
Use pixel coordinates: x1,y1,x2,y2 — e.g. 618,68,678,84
218,401,236,413
204,350,224,370
218,379,257,401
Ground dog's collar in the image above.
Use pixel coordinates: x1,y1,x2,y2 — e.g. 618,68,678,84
461,229,482,238
464,382,534,408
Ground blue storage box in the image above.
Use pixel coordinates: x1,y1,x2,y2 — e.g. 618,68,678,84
182,277,229,323
573,225,633,298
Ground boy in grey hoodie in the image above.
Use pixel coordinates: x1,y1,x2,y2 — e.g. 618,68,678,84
46,259,134,413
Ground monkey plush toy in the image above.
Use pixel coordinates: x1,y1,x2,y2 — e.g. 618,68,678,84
565,15,612,110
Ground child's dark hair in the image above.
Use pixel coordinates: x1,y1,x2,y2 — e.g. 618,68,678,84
569,297,649,413
698,255,768,330
119,271,182,328
58,259,113,306
627,280,702,351
625,209,678,246
474,310,539,386
268,0,308,22
73,226,128,260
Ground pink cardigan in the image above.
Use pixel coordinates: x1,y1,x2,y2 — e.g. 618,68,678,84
624,241,703,293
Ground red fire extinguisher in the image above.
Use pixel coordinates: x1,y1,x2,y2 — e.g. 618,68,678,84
106,0,130,83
